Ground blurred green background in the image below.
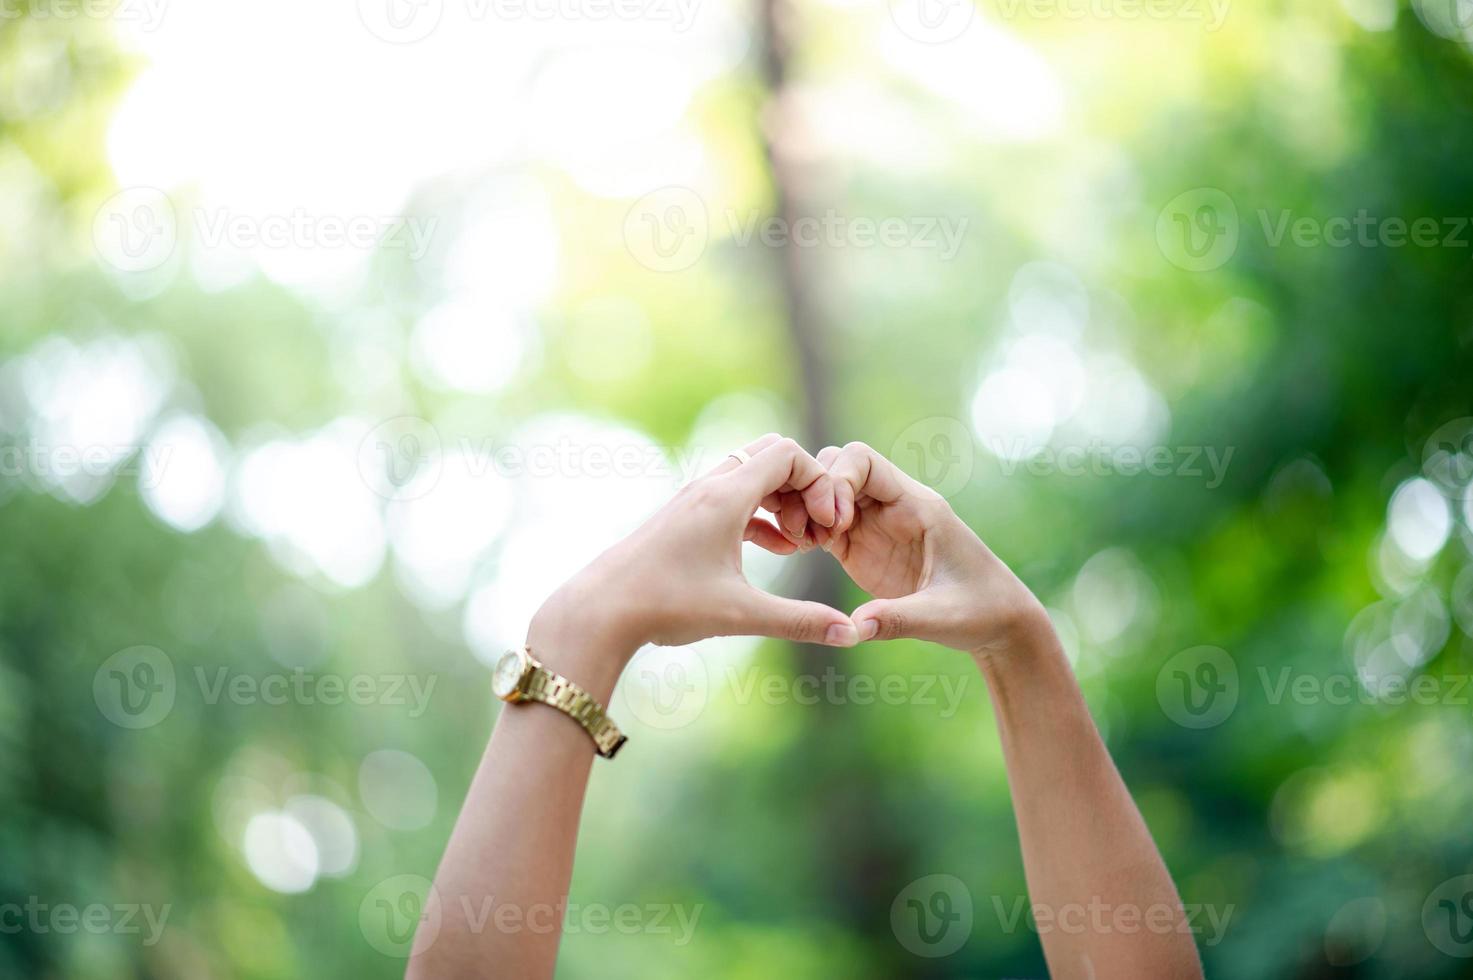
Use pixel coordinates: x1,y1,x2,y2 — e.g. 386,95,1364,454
4,0,1473,976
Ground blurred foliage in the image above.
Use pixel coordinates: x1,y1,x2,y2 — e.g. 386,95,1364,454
3,1,1473,978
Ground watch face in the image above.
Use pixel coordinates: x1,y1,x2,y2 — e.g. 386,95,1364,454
491,650,525,699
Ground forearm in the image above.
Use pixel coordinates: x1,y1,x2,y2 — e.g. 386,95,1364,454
409,599,635,979
980,620,1202,980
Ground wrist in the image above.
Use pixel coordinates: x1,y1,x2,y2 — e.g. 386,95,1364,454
970,598,1060,675
526,572,643,704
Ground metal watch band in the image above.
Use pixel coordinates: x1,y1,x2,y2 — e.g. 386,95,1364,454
524,664,627,759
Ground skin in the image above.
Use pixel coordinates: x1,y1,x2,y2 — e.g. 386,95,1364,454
812,442,1203,980
410,436,1203,980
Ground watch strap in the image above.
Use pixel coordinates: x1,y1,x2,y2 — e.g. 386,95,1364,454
523,662,627,759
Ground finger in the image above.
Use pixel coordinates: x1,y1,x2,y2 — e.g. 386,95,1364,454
736,587,859,647
850,596,921,642
810,520,833,550
828,441,908,533
721,437,837,528
813,446,843,550
743,517,799,555
764,488,806,542
705,433,783,479
816,444,848,533
779,490,809,541
850,591,957,644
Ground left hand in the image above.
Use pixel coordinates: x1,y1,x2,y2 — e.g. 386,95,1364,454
530,434,861,678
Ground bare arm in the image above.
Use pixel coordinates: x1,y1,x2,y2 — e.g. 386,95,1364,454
407,435,860,978
813,441,1202,979
981,617,1201,979
407,599,631,978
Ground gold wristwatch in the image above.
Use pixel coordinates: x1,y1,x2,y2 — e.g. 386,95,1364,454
490,646,627,759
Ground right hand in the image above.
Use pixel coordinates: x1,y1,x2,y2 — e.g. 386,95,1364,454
809,442,1051,661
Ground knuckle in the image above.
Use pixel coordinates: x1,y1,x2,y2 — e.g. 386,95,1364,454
842,440,872,455
916,493,952,519
788,605,821,641
880,608,906,640
774,436,801,455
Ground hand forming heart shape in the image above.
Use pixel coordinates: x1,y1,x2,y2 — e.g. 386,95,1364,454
529,433,1047,679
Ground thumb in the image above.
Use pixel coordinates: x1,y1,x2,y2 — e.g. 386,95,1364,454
736,587,860,648
850,593,946,643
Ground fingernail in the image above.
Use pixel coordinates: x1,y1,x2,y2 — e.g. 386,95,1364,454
858,618,878,641
825,623,859,647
